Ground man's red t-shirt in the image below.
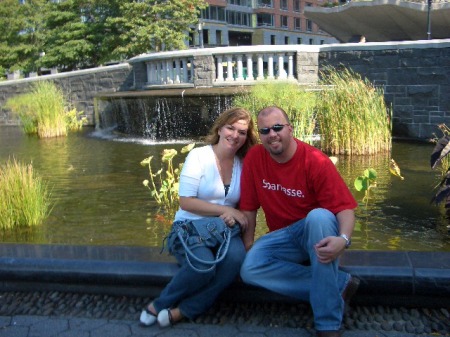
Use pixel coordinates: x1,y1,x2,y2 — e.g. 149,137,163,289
240,139,358,232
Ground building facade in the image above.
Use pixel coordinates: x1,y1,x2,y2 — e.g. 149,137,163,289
189,0,338,47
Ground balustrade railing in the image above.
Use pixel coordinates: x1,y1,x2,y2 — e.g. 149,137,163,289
145,57,193,85
128,45,320,89
213,50,296,84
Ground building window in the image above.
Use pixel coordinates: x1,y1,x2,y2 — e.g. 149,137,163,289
229,0,252,6
216,31,222,45
203,29,209,45
257,13,274,26
227,11,251,26
258,0,273,8
306,19,312,32
270,35,276,45
320,40,325,45
297,37,302,44
309,38,314,45
280,0,288,10
285,36,289,44
281,15,288,28
218,7,225,21
202,6,226,22
294,18,301,30
293,0,300,12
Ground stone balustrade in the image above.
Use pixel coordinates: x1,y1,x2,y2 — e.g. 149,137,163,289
127,45,320,89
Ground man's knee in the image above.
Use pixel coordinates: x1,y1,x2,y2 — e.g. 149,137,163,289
240,254,260,284
305,208,338,238
306,208,335,224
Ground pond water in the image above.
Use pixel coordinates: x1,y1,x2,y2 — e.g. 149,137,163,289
1,125,449,251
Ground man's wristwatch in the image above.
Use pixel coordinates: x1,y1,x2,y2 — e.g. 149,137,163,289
339,234,351,248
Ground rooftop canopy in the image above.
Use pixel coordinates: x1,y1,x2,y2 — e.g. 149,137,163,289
304,0,450,42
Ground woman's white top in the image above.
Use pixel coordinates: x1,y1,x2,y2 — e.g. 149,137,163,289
174,145,242,221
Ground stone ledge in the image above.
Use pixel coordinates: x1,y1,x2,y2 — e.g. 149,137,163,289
0,244,448,307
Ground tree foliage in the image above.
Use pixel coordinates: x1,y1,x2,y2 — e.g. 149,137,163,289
106,0,206,59
0,0,46,74
0,0,207,75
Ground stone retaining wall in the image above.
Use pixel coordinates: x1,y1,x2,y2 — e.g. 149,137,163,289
0,64,133,126
318,40,450,139
1,40,450,139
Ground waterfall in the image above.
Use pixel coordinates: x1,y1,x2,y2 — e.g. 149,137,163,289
96,94,235,140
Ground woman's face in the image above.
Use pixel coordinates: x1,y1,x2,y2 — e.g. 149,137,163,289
217,119,249,153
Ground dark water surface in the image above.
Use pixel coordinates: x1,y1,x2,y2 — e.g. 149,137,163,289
1,125,449,251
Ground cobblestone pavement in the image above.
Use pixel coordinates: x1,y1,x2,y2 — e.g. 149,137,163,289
0,291,449,337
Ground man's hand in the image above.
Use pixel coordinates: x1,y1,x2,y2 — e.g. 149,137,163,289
314,236,346,263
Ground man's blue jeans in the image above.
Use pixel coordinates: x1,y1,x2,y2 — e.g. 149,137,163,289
240,208,351,331
153,225,245,320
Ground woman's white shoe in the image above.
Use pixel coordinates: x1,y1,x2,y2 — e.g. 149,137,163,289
139,308,157,326
157,309,173,328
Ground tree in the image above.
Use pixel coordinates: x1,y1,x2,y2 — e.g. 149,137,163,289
105,0,207,60
0,0,46,74
38,0,122,71
1,0,208,73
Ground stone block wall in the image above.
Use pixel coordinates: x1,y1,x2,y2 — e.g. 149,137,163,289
318,41,450,139
0,64,133,126
1,40,450,140
193,55,215,87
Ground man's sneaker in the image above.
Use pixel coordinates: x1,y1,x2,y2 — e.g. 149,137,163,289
342,276,360,305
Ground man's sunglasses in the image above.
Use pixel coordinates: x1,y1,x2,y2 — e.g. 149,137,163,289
258,123,290,135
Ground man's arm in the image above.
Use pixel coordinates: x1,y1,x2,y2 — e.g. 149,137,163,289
336,209,355,242
314,209,355,263
241,210,257,251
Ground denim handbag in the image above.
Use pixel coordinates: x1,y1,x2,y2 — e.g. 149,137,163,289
168,217,239,273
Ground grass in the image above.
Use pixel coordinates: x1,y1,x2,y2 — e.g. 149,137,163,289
233,81,317,144
316,67,392,155
233,69,392,155
0,158,52,230
5,81,86,138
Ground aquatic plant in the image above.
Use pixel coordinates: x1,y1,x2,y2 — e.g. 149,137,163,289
430,124,450,222
0,158,52,230
354,168,377,205
233,81,317,144
389,158,404,180
5,81,86,138
141,143,195,217
316,67,392,155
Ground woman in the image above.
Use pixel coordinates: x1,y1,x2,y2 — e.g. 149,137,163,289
140,107,258,327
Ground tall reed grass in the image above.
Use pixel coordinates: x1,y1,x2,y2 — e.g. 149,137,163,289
316,67,392,155
0,158,52,230
233,81,317,144
5,81,85,138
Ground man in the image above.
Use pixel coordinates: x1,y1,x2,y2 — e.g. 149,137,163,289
239,106,359,337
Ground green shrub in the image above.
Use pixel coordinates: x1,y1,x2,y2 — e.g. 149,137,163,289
0,158,52,230
5,81,86,138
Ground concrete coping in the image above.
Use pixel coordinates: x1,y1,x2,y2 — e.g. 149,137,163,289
0,244,449,307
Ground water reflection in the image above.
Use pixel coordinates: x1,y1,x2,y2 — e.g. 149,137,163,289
0,126,448,251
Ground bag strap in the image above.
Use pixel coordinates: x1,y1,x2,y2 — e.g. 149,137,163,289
176,226,232,273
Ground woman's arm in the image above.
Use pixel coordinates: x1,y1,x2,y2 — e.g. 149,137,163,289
179,196,248,227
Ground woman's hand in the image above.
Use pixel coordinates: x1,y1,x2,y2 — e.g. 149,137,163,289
219,208,248,230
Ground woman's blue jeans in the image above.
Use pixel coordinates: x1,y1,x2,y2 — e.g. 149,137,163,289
240,208,351,331
153,225,245,320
